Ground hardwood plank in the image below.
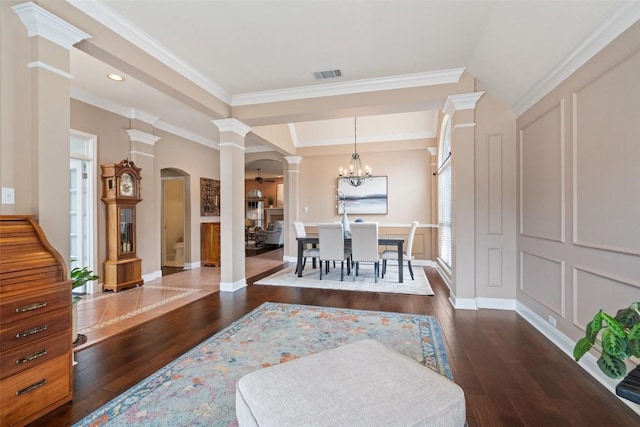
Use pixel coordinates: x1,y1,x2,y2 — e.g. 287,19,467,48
28,265,640,426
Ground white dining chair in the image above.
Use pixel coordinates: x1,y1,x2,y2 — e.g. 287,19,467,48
349,222,380,283
381,221,419,280
292,222,319,274
318,223,351,281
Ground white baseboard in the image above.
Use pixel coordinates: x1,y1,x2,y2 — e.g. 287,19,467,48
477,297,517,310
433,268,639,413
220,279,247,292
516,302,640,415
185,261,200,270
143,270,162,282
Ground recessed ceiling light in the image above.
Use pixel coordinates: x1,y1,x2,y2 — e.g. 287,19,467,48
107,73,125,82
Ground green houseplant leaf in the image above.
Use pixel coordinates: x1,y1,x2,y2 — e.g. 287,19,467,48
70,260,99,303
574,302,640,380
597,353,627,379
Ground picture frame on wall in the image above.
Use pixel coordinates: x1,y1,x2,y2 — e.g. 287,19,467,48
200,178,220,216
337,176,388,215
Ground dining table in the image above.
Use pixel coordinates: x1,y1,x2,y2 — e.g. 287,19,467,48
296,234,405,283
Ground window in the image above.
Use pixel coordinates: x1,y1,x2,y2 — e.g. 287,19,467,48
438,116,452,268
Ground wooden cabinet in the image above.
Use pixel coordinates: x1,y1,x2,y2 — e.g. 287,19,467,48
0,215,73,426
201,222,220,267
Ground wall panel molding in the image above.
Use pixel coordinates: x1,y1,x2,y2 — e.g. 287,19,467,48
572,265,640,329
520,250,565,316
487,247,503,288
487,133,503,235
519,100,565,243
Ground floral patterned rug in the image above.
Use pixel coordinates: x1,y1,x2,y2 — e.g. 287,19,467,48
74,302,452,427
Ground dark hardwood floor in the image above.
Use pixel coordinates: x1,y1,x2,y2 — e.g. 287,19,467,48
31,266,640,426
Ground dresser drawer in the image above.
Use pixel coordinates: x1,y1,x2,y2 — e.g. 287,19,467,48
0,309,70,353
0,286,69,325
0,331,70,380
0,354,72,427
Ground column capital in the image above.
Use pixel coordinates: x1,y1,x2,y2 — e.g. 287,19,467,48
212,118,251,136
13,2,91,50
126,129,161,146
284,156,302,164
443,92,485,117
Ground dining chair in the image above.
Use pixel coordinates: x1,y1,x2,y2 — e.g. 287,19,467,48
318,223,351,281
349,222,380,283
381,221,419,280
292,222,319,274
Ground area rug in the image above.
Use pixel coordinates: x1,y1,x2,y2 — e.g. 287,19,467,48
74,302,451,427
255,263,434,295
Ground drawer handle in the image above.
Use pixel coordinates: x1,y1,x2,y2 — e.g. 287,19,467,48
16,349,47,365
15,325,47,339
16,302,47,313
16,379,47,396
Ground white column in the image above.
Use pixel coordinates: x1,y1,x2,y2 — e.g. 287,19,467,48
284,156,302,261
213,118,251,292
443,92,484,309
12,2,91,265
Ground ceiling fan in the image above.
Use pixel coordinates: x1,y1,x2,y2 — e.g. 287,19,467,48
254,169,275,184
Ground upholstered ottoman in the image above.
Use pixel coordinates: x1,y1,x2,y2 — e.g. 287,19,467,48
235,339,465,426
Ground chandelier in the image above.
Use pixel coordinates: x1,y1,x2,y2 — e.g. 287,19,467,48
339,117,372,187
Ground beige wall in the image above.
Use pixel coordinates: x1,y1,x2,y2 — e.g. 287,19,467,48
516,21,640,368
154,129,221,271
69,99,222,278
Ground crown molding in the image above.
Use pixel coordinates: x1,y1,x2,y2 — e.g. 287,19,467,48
130,109,160,125
212,118,251,137
71,87,132,117
13,2,91,50
231,68,466,107
66,0,231,104
71,88,217,149
154,121,216,148
126,129,161,146
512,1,640,116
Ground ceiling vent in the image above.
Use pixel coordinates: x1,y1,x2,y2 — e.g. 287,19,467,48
313,69,342,80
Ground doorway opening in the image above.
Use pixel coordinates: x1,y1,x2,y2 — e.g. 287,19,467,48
70,130,98,294
161,169,187,276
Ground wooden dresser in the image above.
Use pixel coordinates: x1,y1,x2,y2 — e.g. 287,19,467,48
201,222,221,267
0,215,73,426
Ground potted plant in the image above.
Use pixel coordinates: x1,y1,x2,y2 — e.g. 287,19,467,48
71,264,99,303
573,302,640,379
70,262,99,344
267,195,275,208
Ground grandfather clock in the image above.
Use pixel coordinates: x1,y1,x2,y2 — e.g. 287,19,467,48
101,159,143,292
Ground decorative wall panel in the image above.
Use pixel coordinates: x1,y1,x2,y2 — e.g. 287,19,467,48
573,266,640,329
487,134,503,235
487,247,503,288
520,251,564,315
520,103,564,242
573,51,640,255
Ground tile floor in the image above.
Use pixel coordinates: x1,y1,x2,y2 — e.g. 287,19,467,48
74,247,286,351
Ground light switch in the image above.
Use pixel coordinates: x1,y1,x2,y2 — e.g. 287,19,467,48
304,207,308,212
2,187,15,204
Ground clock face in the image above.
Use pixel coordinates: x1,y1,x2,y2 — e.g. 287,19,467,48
120,173,135,197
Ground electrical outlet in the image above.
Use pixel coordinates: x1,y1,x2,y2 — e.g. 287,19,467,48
548,315,557,328
2,187,15,204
